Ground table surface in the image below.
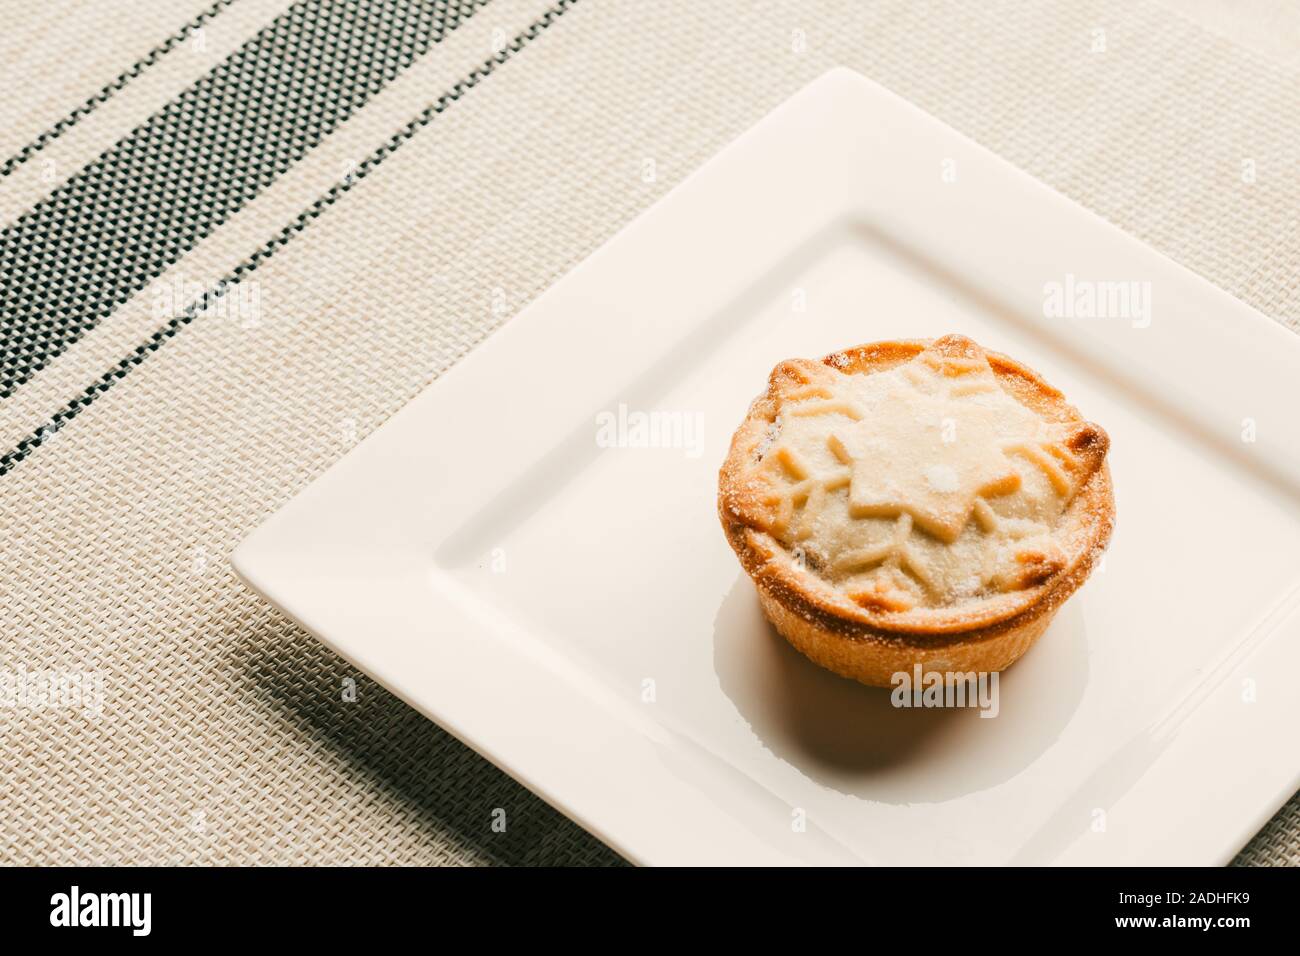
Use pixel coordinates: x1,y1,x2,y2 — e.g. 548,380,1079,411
1,0,1297,866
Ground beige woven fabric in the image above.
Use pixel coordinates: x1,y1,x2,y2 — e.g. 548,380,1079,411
0,0,219,159
0,0,295,226
1,0,1297,866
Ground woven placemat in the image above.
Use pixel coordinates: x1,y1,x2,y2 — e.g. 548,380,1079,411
1,0,1295,865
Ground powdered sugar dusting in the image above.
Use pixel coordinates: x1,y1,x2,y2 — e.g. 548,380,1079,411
924,463,959,493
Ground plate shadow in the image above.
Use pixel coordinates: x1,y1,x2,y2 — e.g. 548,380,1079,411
713,575,1088,803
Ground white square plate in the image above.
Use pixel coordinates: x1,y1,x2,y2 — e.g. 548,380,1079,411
234,69,1300,866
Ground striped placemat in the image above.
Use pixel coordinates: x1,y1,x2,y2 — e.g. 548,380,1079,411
1,0,1296,865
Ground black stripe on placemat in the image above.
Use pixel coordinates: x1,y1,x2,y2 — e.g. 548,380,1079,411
0,0,492,401
0,0,578,480
0,0,240,179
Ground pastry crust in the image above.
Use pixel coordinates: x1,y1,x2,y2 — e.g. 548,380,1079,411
718,335,1114,687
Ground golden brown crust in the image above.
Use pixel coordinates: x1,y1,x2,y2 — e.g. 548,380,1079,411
754,586,1055,687
717,335,1115,686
